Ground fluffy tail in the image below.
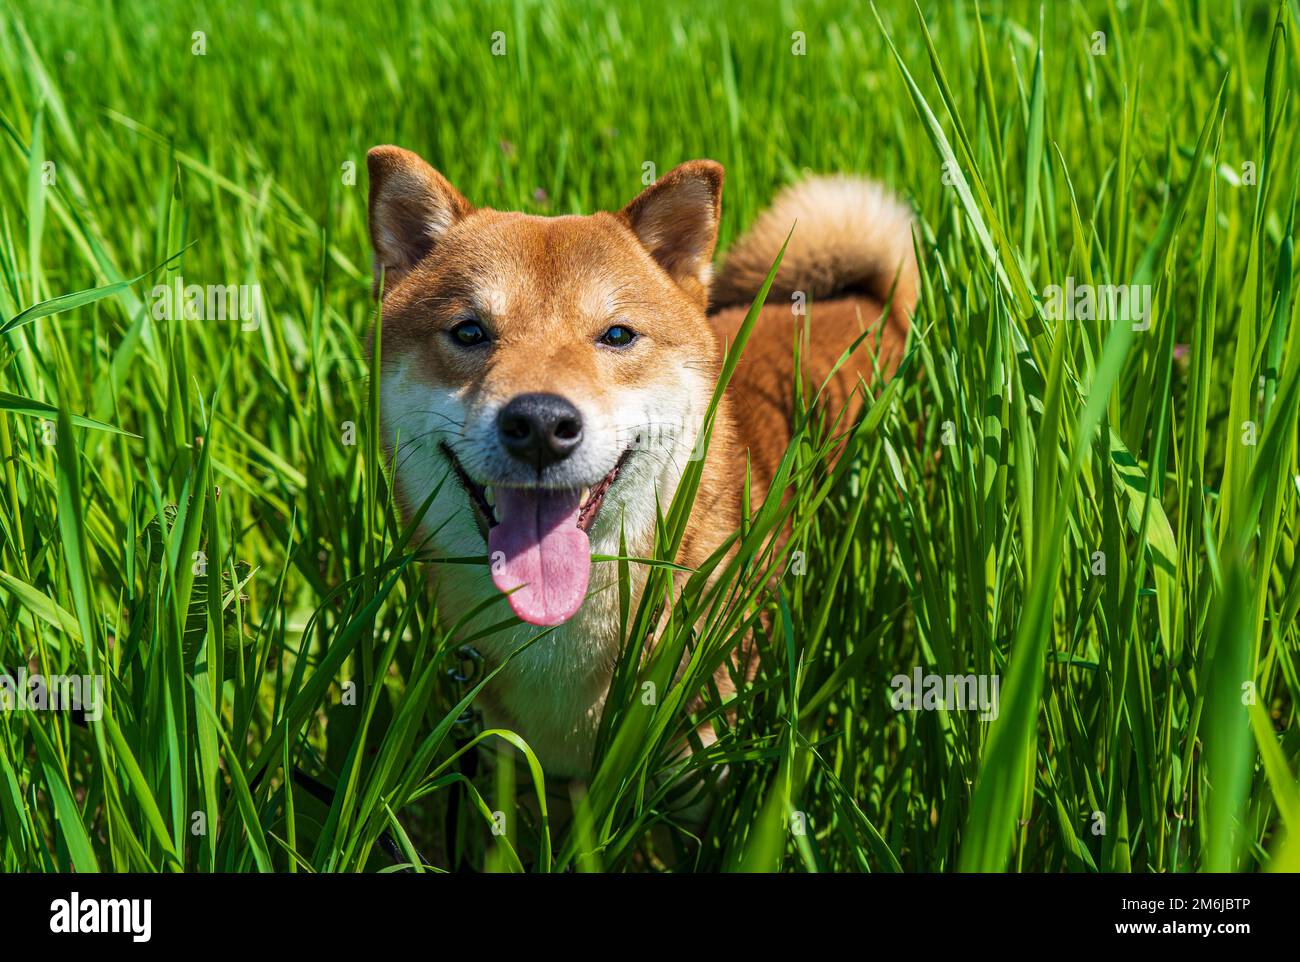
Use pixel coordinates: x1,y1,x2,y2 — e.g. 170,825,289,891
710,175,918,316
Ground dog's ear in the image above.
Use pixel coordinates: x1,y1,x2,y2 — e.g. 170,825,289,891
618,160,723,307
366,145,473,296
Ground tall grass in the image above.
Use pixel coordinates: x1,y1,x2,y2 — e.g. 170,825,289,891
0,0,1297,872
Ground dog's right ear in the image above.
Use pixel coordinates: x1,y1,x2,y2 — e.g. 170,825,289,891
366,146,473,297
618,160,723,308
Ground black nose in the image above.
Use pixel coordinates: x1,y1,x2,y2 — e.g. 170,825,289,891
497,393,584,468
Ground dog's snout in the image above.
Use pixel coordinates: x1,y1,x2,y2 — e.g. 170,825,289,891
498,393,584,468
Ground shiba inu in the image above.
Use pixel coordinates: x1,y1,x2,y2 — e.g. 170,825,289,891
367,146,916,775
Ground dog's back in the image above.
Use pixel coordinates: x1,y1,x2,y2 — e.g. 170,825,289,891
709,175,918,493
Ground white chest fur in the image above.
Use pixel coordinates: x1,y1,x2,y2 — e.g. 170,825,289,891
436,556,628,775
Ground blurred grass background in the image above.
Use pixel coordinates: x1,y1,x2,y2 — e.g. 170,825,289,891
0,0,1298,872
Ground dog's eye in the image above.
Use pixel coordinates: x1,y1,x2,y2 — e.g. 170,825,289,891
599,325,637,348
450,320,488,346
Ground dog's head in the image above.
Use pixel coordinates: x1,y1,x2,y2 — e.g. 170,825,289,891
366,146,723,626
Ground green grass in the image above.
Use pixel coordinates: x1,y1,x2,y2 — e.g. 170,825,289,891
1,0,1298,873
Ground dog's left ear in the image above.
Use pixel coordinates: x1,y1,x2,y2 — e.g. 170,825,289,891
618,160,723,307
366,145,473,297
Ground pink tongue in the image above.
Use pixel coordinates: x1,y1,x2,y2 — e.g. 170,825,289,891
488,487,591,626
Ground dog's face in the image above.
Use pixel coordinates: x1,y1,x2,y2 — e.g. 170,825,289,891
367,146,723,626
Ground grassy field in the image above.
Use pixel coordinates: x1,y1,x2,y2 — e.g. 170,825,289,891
0,0,1298,873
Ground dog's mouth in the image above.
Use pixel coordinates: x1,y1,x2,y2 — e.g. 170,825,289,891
439,441,631,626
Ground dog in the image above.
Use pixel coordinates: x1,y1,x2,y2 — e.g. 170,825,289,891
366,146,916,776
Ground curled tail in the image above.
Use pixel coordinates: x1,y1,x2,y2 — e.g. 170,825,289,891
710,175,918,316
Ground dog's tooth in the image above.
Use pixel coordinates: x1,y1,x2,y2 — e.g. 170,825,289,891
580,486,591,505
484,486,495,508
